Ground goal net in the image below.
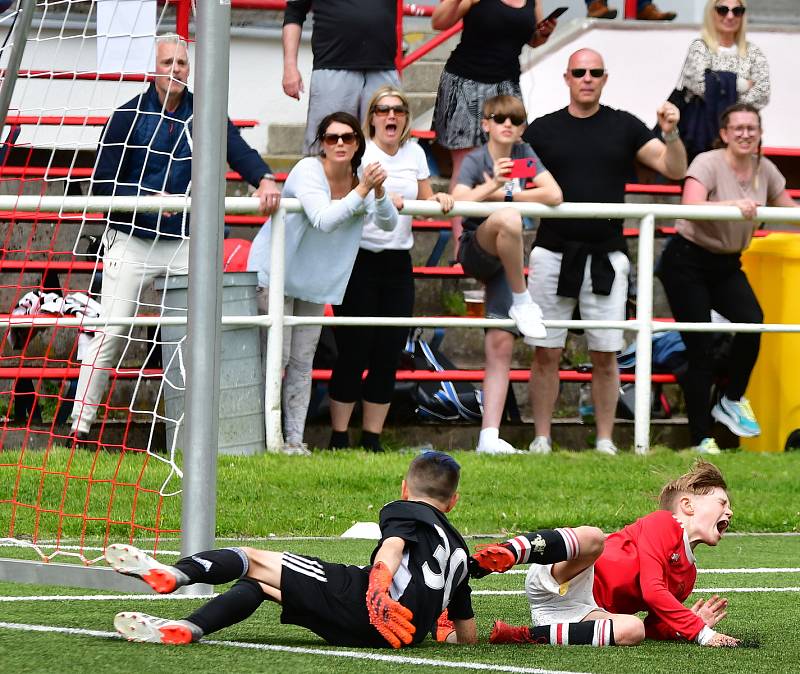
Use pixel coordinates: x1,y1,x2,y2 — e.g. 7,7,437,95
0,0,193,570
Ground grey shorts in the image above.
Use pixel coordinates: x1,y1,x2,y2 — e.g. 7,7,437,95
458,230,516,333
304,68,401,153
432,70,522,150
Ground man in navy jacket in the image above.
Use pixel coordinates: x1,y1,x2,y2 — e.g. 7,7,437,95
70,35,280,440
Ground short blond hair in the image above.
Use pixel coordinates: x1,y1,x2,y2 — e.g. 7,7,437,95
658,459,728,511
363,86,412,145
701,0,748,56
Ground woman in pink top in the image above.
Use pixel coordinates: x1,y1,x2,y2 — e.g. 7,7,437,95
658,103,798,454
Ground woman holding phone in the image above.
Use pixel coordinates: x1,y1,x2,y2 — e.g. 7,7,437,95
248,112,398,455
431,0,559,251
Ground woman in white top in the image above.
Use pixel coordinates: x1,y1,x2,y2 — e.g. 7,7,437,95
658,103,798,455
327,87,453,452
680,0,770,110
248,111,397,454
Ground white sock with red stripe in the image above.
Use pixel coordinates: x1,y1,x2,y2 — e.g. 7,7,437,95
503,528,580,565
529,619,615,646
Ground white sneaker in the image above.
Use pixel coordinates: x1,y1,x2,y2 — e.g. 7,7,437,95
509,302,546,340
595,438,619,456
528,436,552,454
281,442,312,456
696,437,722,455
114,612,199,644
477,438,523,455
105,543,182,594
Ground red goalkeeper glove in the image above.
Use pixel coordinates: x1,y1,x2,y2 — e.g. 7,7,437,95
366,561,416,648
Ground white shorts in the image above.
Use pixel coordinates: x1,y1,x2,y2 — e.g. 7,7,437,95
525,563,600,626
527,246,629,351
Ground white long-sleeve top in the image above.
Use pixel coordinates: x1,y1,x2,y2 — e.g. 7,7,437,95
248,156,398,304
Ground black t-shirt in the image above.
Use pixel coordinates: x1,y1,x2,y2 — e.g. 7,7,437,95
284,0,397,71
445,0,537,83
523,105,654,246
372,500,473,643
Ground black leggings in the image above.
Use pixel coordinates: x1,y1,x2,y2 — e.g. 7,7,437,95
658,236,763,443
328,249,415,404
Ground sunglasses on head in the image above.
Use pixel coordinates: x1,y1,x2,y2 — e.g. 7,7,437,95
715,5,746,17
570,68,606,78
322,132,358,146
372,104,408,116
485,112,526,126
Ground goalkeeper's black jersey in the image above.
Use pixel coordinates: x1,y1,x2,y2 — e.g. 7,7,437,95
371,500,474,641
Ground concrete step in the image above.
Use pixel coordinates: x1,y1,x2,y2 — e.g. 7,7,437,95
262,153,305,173
749,0,800,24
403,30,461,62
408,92,436,122
267,123,306,156
402,59,445,94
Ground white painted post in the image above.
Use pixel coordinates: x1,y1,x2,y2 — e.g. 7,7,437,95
634,214,655,454
264,208,286,452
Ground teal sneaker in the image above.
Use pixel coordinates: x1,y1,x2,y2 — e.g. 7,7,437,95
696,437,722,455
712,396,761,437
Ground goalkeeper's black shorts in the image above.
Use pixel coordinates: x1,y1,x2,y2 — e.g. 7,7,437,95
279,552,387,647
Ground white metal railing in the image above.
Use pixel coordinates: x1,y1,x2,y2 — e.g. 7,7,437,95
2,195,800,455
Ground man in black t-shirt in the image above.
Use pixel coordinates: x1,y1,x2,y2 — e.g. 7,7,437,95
522,48,687,457
105,451,477,649
282,0,401,153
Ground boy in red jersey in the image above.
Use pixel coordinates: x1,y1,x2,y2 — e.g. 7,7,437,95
468,460,740,648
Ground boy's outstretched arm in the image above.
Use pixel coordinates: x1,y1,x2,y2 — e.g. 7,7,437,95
454,618,478,645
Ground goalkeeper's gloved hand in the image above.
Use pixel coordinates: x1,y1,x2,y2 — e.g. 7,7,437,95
366,561,415,648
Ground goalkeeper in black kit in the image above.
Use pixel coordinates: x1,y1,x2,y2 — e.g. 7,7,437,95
106,451,477,648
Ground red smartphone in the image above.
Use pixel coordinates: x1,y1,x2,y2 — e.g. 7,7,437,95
507,157,539,180
539,6,568,26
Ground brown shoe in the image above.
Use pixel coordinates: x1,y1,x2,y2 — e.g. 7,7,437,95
587,0,618,19
637,3,677,20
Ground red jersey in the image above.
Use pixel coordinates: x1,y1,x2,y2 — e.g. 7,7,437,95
592,510,705,641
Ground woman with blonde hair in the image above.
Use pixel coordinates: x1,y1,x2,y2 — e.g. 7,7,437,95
680,0,769,110
327,86,453,452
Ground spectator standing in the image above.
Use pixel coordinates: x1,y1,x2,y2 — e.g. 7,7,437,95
451,95,562,455
70,35,280,441
680,0,769,111
327,87,454,453
586,0,676,20
249,112,398,455
657,104,799,455
431,0,557,251
282,0,401,153
522,48,687,456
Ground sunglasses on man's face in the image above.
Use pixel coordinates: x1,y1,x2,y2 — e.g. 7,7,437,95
372,104,408,116
322,132,358,146
569,68,606,78
715,5,746,17
485,112,526,126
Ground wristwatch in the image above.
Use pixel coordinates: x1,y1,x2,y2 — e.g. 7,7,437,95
504,182,514,202
663,129,680,143
260,173,275,182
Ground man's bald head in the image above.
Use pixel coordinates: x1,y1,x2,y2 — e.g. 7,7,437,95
564,48,608,113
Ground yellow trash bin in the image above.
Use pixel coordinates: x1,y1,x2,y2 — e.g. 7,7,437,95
741,233,800,452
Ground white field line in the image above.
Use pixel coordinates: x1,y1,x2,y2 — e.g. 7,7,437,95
472,587,800,596
4,584,800,603
15,531,800,547
0,621,590,674
504,567,800,575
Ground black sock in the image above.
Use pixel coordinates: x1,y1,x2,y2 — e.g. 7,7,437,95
530,620,615,646
173,547,248,585
360,430,384,453
329,429,349,449
184,578,267,636
502,528,578,565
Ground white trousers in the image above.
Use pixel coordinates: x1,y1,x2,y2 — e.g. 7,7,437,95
71,230,189,434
